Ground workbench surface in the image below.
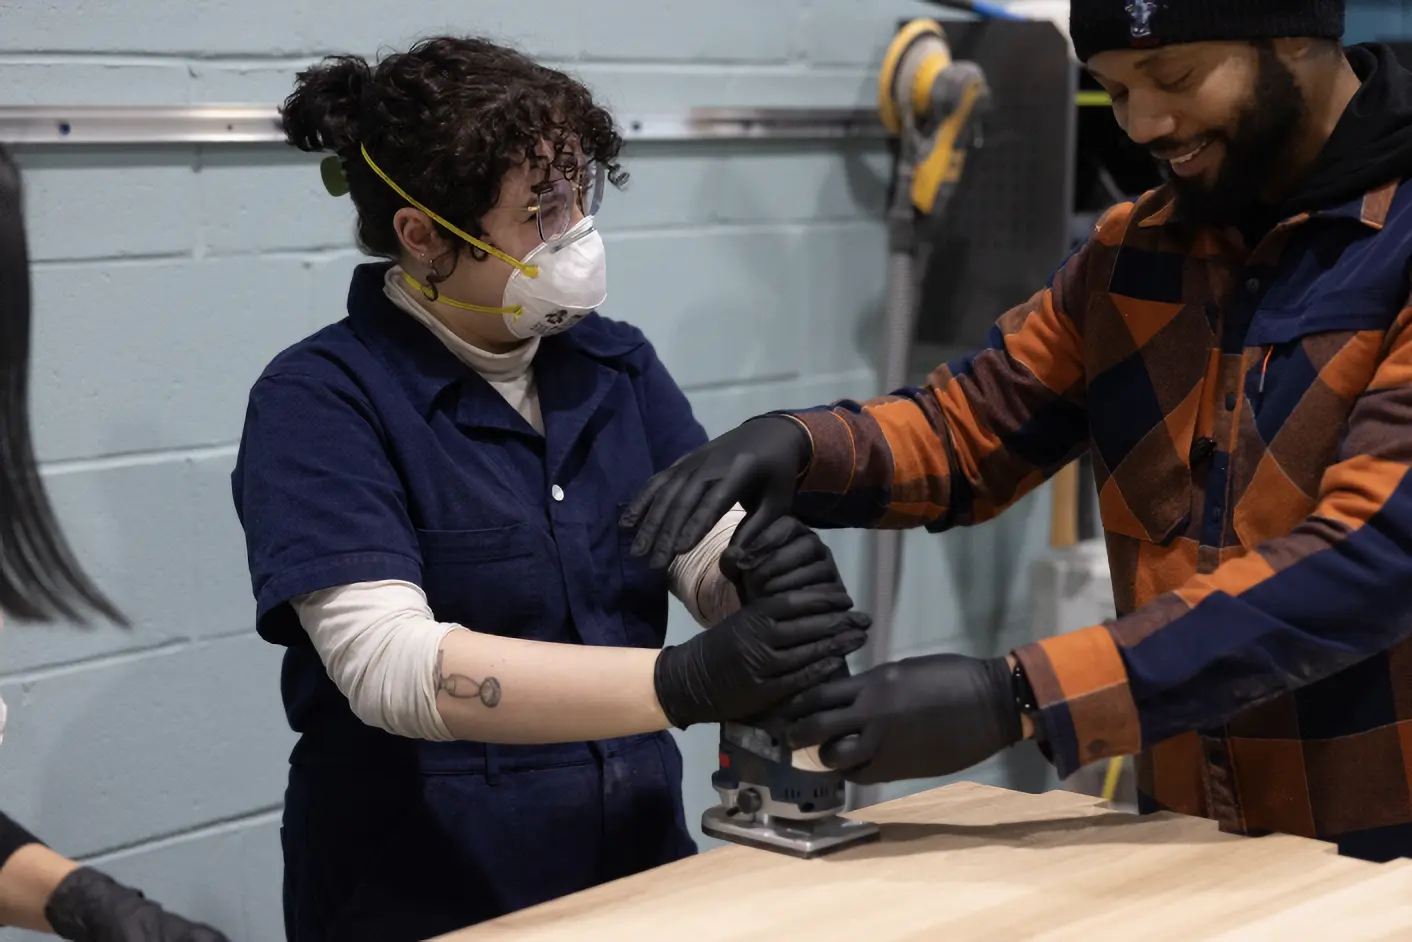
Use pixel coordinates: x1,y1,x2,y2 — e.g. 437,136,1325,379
432,781,1412,941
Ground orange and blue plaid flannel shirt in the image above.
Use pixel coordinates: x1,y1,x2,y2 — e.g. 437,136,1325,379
783,179,1412,860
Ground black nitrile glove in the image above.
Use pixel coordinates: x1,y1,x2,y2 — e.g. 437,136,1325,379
654,588,870,729
783,653,1022,785
622,416,812,569
719,515,844,602
723,514,866,756
44,867,230,942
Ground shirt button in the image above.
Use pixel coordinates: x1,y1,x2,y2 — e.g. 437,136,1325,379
551,485,564,502
1225,393,1237,411
1246,277,1261,294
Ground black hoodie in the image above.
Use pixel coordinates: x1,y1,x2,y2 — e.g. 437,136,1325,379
1280,43,1412,217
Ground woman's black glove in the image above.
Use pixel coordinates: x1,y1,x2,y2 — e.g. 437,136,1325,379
719,514,845,602
654,587,869,729
44,867,229,942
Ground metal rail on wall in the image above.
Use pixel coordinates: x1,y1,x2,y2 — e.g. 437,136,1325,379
0,105,888,146
0,87,1113,147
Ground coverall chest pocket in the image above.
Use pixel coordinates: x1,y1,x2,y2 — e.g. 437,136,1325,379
415,524,547,638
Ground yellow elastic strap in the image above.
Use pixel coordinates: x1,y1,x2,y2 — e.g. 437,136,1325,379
359,143,539,279
400,271,524,319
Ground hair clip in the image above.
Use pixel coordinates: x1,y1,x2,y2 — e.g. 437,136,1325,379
320,155,351,197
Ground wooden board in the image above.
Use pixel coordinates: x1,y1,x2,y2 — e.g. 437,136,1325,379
431,782,1412,941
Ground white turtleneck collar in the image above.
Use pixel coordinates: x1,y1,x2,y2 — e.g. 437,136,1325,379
383,265,544,433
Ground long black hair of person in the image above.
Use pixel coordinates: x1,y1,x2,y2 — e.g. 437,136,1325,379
0,145,125,626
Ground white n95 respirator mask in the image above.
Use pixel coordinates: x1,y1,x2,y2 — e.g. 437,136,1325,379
498,216,608,339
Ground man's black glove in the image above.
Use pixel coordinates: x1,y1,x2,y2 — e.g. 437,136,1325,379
782,653,1022,785
44,867,230,942
654,587,870,729
719,514,843,602
622,416,812,569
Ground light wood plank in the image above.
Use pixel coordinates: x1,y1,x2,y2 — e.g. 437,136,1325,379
431,783,1412,941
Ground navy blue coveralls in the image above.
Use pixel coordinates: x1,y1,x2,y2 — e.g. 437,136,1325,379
231,262,704,942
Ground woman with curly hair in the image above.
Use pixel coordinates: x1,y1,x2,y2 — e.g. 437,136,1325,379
230,36,869,942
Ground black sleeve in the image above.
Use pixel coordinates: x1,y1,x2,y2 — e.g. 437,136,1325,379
0,810,42,869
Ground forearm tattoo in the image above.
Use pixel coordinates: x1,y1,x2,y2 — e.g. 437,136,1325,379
434,649,501,707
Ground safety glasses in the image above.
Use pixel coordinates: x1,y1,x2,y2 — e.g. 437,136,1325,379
529,160,606,244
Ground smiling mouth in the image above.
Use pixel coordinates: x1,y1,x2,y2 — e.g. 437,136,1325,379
1163,141,1210,166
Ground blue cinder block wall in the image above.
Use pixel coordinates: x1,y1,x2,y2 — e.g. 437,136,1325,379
12,1,1409,937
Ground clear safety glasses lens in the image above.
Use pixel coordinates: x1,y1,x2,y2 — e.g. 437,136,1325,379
536,161,606,244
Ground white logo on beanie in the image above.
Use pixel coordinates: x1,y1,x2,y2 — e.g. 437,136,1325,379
1127,0,1157,39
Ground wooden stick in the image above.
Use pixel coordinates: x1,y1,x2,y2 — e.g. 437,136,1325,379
1050,460,1080,549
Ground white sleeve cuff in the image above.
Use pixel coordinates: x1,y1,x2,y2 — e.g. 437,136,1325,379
292,580,460,742
667,504,745,628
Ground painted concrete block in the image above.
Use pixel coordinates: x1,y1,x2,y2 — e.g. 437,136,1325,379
0,633,293,859
0,449,252,674
14,152,198,262
601,226,810,387
0,1,804,60
198,149,359,254
801,0,959,67
0,60,188,106
570,62,877,112
28,255,333,462
609,144,888,232
312,1,804,65
796,219,889,375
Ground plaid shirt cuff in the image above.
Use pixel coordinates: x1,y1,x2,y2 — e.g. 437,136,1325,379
779,409,860,497
1013,625,1143,779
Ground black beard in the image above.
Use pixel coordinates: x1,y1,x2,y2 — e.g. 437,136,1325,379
1167,45,1309,230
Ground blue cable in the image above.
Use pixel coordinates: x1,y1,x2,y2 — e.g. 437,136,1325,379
970,0,1027,19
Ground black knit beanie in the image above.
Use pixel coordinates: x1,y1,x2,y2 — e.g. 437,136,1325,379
1070,0,1346,62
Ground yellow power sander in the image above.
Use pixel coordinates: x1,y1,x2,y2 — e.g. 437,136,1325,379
701,20,991,857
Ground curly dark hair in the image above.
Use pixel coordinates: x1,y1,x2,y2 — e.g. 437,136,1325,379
281,36,628,260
